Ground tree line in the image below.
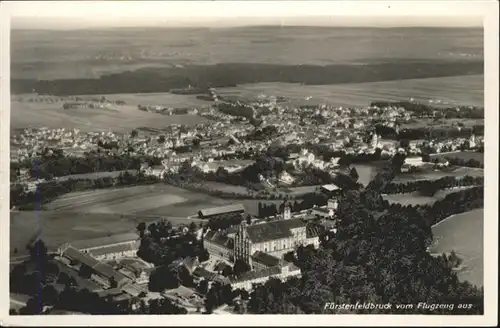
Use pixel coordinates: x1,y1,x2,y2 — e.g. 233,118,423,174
382,175,483,196
243,161,483,314
257,193,329,218
11,171,160,209
442,157,484,169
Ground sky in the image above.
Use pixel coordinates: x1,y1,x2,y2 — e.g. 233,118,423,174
4,1,485,30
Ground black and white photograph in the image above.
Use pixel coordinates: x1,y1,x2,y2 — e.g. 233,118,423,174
1,1,498,326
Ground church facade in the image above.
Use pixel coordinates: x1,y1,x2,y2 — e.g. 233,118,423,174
233,206,320,268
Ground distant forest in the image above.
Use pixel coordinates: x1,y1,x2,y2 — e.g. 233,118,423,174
11,61,483,96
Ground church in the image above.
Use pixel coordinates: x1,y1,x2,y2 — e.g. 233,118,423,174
233,205,320,269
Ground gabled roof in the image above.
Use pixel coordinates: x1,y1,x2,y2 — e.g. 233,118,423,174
321,184,340,192
199,204,245,217
245,219,306,243
62,246,132,285
204,231,234,249
306,224,323,239
230,266,282,284
88,241,140,258
251,251,283,268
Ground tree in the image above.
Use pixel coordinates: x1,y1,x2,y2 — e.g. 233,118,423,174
198,249,210,263
41,284,60,305
27,239,48,263
78,264,93,279
349,167,359,182
130,130,138,138
246,215,252,225
197,279,209,295
136,222,147,238
222,265,233,277
158,135,166,144
233,259,251,277
188,222,198,234
204,288,218,314
399,139,411,149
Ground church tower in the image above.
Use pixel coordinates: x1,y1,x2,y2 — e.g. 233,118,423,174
283,204,291,220
234,221,251,264
469,134,476,148
371,133,379,149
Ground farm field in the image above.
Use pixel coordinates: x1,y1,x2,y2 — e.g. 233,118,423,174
382,186,477,206
55,170,137,182
352,164,380,186
94,92,209,108
400,118,484,130
216,74,483,108
393,167,484,183
10,98,209,133
430,151,484,165
430,208,484,287
201,181,252,194
284,185,319,196
45,185,189,214
10,210,140,257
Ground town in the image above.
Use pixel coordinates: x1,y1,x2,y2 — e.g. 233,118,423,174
9,92,485,315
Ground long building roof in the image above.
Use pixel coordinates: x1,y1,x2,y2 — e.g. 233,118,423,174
245,219,306,243
199,204,245,217
230,266,282,284
204,230,234,249
68,233,139,251
87,240,140,258
251,251,283,268
63,246,131,285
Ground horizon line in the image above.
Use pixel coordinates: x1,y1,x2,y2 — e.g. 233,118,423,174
11,23,484,32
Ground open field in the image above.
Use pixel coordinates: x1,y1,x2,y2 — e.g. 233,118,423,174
430,151,484,165
11,27,482,80
43,183,270,217
400,118,484,130
382,186,477,206
94,92,209,108
201,181,252,194
55,170,137,182
285,186,319,196
45,185,188,214
393,167,484,183
352,164,380,186
430,208,483,287
10,210,141,257
10,99,209,133
216,74,483,108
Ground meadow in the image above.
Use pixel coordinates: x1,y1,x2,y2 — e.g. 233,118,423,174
10,210,140,257
382,186,476,206
41,183,272,218
430,208,484,287
10,98,208,133
430,151,484,165
11,27,483,80
45,185,189,214
216,74,483,108
392,167,484,183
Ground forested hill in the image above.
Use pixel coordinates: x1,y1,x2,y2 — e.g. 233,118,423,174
11,60,483,96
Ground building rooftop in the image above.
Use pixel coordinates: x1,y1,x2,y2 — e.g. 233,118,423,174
87,240,140,258
321,184,341,192
68,233,139,251
199,204,245,217
62,246,132,285
306,224,323,239
251,251,283,268
204,230,234,249
245,219,306,243
230,266,282,284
